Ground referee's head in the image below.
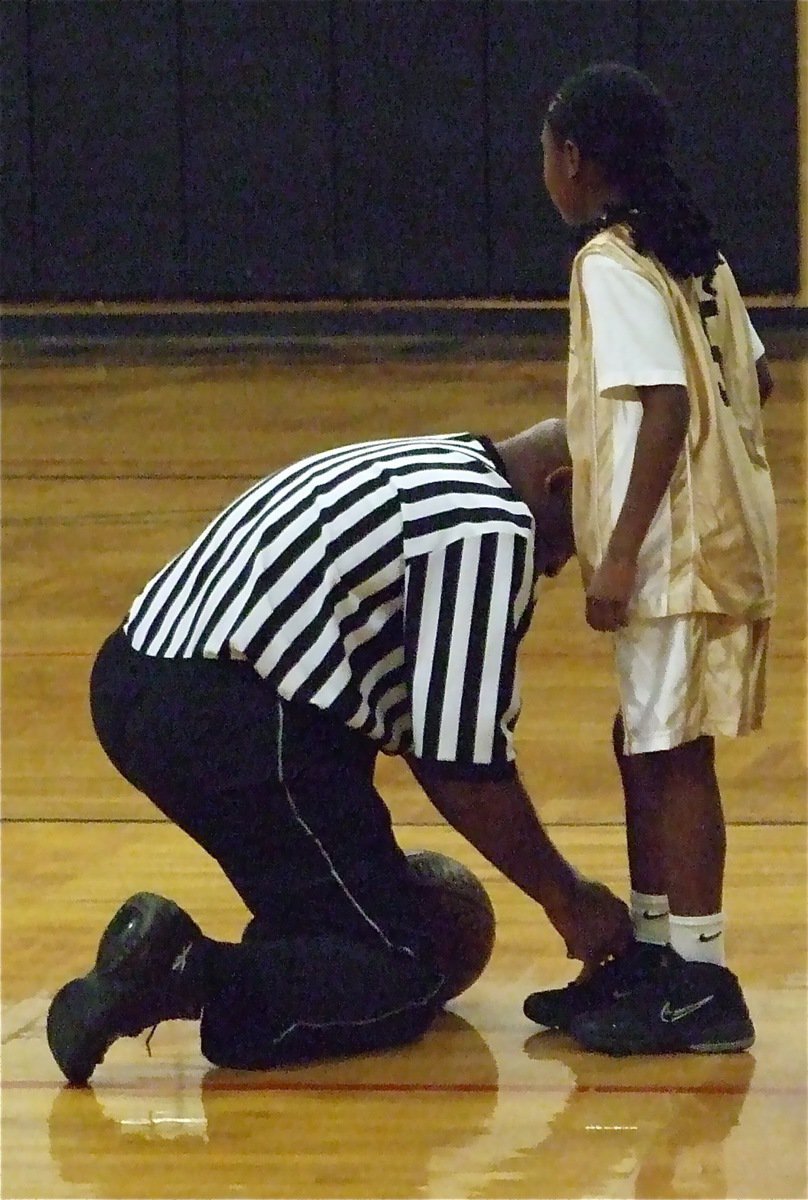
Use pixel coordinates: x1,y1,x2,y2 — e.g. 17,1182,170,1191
495,418,575,578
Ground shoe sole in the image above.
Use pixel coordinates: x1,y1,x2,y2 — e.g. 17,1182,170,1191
522,1003,570,1031
688,1028,756,1053
47,893,197,1085
574,1020,755,1056
523,1008,583,1033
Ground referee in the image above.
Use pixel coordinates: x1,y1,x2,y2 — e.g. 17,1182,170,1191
47,419,631,1083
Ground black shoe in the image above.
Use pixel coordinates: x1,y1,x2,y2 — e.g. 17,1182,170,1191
569,952,755,1056
523,941,669,1031
47,893,204,1085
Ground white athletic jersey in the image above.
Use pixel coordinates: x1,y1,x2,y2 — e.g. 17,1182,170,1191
124,434,538,779
567,225,777,620
581,256,765,395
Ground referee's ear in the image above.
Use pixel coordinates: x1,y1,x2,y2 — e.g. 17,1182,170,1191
545,465,572,495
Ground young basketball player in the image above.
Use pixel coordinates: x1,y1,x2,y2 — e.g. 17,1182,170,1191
523,63,777,1054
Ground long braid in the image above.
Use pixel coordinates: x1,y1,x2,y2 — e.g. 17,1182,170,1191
549,63,721,280
628,158,720,278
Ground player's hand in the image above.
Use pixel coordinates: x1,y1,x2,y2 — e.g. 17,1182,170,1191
550,877,632,967
585,553,637,631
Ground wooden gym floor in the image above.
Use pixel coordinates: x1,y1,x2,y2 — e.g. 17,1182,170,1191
1,331,806,1199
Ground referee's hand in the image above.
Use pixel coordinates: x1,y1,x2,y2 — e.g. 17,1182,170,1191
553,877,632,967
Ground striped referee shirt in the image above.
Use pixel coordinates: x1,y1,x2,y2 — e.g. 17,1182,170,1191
124,434,538,779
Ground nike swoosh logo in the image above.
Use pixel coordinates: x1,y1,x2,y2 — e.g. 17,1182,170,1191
699,931,722,942
660,995,715,1023
642,911,669,921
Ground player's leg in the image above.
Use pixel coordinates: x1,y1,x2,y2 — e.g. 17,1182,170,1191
659,732,725,917
613,615,767,954
569,616,764,1054
612,711,671,944
523,697,672,1032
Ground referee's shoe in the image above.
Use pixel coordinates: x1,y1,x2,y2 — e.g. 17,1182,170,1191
47,892,204,1084
569,949,755,1055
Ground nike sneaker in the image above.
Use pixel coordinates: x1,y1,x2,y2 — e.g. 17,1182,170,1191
47,892,204,1085
523,940,669,1031
569,950,755,1055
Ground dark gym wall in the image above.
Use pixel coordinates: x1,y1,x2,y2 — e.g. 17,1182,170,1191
333,0,488,297
639,1,800,306
486,0,636,295
0,1,33,298
0,0,800,302
31,1,184,298
182,1,333,297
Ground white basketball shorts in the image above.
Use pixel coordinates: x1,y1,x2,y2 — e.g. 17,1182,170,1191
614,614,770,755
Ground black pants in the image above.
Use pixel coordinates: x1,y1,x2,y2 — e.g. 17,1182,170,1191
89,628,444,1067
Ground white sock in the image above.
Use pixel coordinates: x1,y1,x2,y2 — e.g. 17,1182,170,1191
630,890,670,946
669,913,725,966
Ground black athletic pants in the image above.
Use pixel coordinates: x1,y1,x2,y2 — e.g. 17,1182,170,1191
89,628,444,1067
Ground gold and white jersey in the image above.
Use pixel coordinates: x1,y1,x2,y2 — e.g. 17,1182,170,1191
567,225,777,620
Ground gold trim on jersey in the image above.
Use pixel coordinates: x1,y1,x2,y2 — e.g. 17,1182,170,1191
567,226,777,619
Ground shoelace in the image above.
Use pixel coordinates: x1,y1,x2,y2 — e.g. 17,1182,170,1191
142,964,202,1058
582,945,668,994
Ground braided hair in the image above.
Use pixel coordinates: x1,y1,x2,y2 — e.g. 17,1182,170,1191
546,63,720,280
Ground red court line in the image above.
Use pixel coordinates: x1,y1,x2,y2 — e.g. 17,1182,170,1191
1,1078,805,1097
2,650,92,657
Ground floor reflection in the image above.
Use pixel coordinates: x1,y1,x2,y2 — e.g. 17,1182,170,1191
518,1030,757,1199
47,1012,500,1199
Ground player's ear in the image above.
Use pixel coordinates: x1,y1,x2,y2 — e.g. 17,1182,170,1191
545,464,572,495
563,139,581,179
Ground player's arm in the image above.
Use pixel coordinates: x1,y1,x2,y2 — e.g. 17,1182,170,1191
406,758,631,967
586,382,689,632
605,381,690,564
745,305,773,406
579,255,692,631
756,353,774,405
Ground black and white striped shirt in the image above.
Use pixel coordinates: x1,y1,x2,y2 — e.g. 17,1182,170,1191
125,434,538,778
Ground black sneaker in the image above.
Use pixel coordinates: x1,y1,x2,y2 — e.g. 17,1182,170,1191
523,941,669,1031
47,892,204,1085
569,952,755,1055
